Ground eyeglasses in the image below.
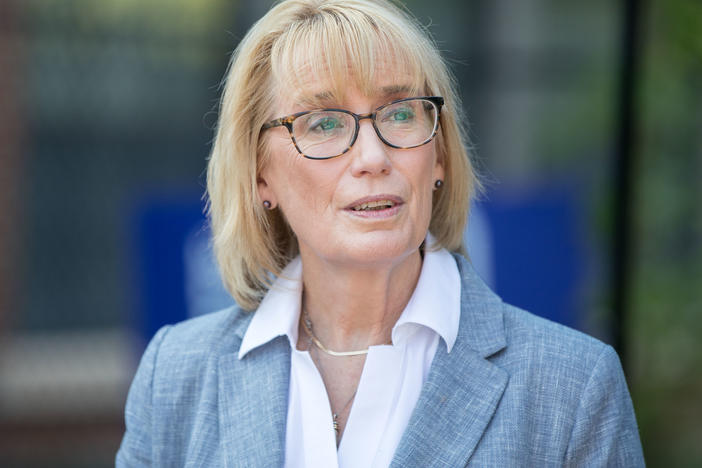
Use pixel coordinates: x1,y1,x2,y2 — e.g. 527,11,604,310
261,96,444,160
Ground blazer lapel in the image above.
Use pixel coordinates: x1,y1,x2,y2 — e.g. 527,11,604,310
218,335,291,468
391,255,509,467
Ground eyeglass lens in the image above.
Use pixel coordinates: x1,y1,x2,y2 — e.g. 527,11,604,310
292,98,438,159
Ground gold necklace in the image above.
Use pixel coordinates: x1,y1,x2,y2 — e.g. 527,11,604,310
307,343,359,440
332,387,358,438
301,309,369,357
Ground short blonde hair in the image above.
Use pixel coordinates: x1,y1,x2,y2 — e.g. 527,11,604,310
206,0,478,310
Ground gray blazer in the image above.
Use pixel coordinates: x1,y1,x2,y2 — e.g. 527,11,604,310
117,254,644,467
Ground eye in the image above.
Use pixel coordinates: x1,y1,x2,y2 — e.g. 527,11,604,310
384,107,415,123
310,116,344,132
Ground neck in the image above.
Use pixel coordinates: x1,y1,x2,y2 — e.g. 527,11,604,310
298,248,422,352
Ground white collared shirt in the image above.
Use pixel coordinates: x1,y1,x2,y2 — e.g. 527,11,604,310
238,238,461,468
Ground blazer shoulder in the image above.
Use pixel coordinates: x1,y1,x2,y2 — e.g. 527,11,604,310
119,306,255,466
155,305,253,362
499,302,615,379
452,251,609,367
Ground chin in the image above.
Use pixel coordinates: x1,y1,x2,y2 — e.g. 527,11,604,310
333,231,423,267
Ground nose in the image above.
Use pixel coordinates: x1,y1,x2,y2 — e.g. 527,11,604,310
348,119,392,177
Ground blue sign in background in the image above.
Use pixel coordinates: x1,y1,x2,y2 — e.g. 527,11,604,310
131,182,587,345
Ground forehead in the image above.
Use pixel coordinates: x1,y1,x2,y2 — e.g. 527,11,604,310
272,56,425,111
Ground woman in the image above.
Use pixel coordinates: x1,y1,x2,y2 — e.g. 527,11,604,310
117,0,644,466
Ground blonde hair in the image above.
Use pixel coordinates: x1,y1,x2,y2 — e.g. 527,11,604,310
206,0,478,310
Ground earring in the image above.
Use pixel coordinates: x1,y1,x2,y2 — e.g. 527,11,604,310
263,200,272,209
434,180,444,189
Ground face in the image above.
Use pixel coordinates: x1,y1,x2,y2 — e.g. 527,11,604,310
258,68,444,270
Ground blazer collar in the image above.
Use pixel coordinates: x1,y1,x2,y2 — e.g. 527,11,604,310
390,254,509,467
220,312,290,468
452,253,507,358
232,306,255,341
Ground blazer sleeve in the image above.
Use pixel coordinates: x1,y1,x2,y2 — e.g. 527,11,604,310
564,345,645,467
116,325,172,468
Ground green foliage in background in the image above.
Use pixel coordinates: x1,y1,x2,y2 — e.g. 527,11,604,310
630,0,702,466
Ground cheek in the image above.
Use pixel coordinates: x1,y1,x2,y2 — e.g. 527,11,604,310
272,156,342,221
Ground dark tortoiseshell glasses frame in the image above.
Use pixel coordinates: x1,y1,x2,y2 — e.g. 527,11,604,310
260,96,444,160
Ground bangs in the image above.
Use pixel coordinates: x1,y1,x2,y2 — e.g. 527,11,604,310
270,6,431,107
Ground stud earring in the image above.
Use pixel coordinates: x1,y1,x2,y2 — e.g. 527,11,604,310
263,200,272,209
434,180,444,189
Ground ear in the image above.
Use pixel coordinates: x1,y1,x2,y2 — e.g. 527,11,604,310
432,147,445,186
257,168,278,209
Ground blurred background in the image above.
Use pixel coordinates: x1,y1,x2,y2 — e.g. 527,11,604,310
0,0,700,466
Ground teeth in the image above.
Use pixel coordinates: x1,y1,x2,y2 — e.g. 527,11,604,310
352,200,395,211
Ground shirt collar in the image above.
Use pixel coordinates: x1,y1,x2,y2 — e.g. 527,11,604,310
391,235,461,353
238,235,461,359
238,257,303,359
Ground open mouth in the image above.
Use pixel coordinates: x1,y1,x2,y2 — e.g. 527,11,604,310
351,200,396,211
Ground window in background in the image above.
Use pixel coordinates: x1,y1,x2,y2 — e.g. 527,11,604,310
1,1,236,466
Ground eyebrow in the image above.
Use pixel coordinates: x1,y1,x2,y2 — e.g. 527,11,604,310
306,91,335,106
379,84,413,97
299,84,415,109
